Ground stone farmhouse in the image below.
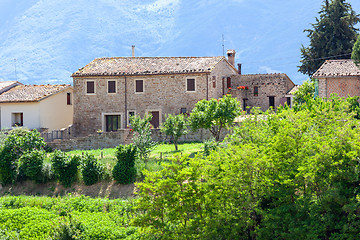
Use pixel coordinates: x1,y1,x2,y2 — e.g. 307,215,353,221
0,84,73,131
72,51,238,136
72,50,296,137
313,59,360,98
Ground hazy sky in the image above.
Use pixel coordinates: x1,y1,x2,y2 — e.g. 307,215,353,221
0,0,359,84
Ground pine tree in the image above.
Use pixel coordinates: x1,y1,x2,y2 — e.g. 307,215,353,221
351,34,360,65
299,0,359,76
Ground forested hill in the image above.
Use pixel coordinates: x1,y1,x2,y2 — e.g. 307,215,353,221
0,0,360,84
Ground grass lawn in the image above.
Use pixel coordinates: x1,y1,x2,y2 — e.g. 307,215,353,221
66,142,204,166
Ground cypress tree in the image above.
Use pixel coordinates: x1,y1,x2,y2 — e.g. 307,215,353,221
299,0,359,76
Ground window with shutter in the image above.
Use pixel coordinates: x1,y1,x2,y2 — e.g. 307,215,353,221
67,93,71,105
86,81,95,94
254,86,259,96
187,79,195,91
108,81,116,93
135,80,144,93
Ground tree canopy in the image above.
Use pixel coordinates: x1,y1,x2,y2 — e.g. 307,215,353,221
189,95,241,141
161,113,188,151
299,0,359,76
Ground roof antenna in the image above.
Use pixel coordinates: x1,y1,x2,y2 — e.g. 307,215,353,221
222,34,225,56
14,58,18,81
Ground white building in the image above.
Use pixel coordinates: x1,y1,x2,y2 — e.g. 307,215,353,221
0,84,73,131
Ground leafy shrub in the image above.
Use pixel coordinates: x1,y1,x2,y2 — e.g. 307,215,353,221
130,114,157,161
0,128,45,185
203,138,219,156
81,154,104,186
51,150,80,187
113,144,137,184
18,150,45,183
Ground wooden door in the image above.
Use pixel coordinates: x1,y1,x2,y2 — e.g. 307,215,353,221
150,111,160,128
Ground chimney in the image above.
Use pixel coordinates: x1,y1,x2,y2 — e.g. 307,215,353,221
132,45,135,57
237,63,242,75
226,49,236,66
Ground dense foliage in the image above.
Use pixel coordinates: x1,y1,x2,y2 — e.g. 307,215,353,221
18,150,45,183
51,150,81,187
113,144,137,184
293,79,315,105
299,0,359,76
161,113,188,150
0,195,139,239
189,94,241,141
130,114,157,161
351,34,360,65
0,129,45,185
134,95,360,239
81,153,105,185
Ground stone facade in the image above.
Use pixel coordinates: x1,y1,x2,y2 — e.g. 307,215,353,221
231,73,295,111
72,57,238,136
313,59,360,98
318,77,360,98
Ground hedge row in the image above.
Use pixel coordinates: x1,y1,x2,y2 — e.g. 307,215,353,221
0,128,137,186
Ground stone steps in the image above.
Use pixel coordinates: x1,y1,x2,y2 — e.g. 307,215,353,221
123,131,134,145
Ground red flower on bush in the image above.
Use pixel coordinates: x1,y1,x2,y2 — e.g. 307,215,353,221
237,86,249,90
129,129,133,132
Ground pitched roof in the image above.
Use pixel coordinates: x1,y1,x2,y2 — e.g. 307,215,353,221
286,85,299,95
72,56,227,77
239,73,294,83
0,81,21,93
0,84,71,103
313,59,360,78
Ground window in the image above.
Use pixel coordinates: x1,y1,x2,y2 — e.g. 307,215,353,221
12,113,23,127
108,81,116,93
180,108,187,114
226,77,231,89
67,93,71,105
86,81,95,94
286,97,291,107
105,115,120,132
269,96,275,108
135,80,144,93
254,86,259,96
187,79,195,91
212,76,216,88
128,111,135,125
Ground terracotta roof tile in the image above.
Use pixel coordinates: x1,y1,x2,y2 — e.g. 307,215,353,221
72,56,226,77
0,84,71,103
313,59,360,78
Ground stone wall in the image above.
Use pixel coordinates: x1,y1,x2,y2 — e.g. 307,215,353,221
231,73,295,112
47,129,129,151
319,77,360,98
48,128,231,151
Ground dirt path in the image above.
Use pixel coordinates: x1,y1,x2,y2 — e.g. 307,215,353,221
0,180,135,199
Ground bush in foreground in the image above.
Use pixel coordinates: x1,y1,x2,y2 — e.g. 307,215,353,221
113,144,137,184
51,150,80,187
81,153,104,186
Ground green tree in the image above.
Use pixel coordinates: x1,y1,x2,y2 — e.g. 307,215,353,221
161,114,188,151
189,94,241,141
299,0,359,76
351,34,360,65
0,128,45,185
130,114,157,161
293,79,315,105
134,96,360,239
